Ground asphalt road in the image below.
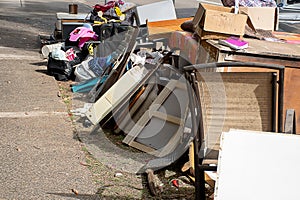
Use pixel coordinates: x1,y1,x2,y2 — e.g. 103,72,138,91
0,0,99,199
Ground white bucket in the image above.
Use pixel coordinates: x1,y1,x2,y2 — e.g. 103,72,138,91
41,42,65,59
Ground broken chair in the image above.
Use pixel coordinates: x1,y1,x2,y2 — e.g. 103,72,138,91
87,26,139,103
184,62,285,199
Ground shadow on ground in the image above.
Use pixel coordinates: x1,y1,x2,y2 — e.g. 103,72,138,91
0,1,91,52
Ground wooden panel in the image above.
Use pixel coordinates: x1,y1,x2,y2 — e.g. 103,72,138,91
223,66,300,133
147,18,192,36
86,65,149,125
206,39,300,61
284,68,300,133
196,72,274,152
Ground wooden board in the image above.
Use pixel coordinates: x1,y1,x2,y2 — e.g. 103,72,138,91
196,72,275,155
222,67,300,134
147,18,192,38
206,38,300,60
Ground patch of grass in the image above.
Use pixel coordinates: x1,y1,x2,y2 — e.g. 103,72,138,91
57,81,75,121
82,146,146,199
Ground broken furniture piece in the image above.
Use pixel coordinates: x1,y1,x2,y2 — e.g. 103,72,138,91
184,62,285,199
85,64,150,125
54,12,88,40
284,109,296,134
112,75,160,134
199,37,300,133
122,78,189,158
85,50,173,126
87,27,139,103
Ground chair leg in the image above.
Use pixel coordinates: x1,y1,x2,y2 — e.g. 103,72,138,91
195,168,206,200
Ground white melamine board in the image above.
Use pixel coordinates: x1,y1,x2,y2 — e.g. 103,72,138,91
135,0,177,25
215,129,300,200
86,65,149,125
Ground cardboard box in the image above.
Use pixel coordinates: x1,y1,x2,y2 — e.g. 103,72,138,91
192,3,248,39
239,7,278,31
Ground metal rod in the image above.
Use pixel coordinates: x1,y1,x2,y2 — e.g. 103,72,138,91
272,73,277,132
184,61,284,72
278,68,285,133
185,73,201,199
187,72,206,200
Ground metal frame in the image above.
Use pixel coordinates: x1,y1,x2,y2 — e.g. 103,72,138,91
184,61,285,200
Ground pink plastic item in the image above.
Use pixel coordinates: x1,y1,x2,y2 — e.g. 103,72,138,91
69,27,98,49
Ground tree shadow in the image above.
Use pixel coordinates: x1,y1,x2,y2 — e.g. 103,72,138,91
0,1,92,53
48,184,144,200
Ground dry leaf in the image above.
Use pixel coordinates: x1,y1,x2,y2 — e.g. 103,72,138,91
71,188,79,195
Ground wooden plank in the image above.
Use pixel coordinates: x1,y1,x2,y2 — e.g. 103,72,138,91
225,54,300,68
152,111,181,125
206,38,300,61
122,110,151,144
147,18,192,36
130,141,159,156
86,65,149,125
284,109,296,134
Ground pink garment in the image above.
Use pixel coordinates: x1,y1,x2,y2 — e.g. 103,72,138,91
69,27,98,49
93,0,124,12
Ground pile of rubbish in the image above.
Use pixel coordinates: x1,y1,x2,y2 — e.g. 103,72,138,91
40,0,193,176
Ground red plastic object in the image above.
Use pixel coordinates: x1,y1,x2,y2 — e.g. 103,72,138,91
171,179,179,188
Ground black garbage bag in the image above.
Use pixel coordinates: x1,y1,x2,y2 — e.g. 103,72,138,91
47,53,74,81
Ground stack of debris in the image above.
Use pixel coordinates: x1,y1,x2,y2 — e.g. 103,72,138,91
40,0,196,195
40,0,300,198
